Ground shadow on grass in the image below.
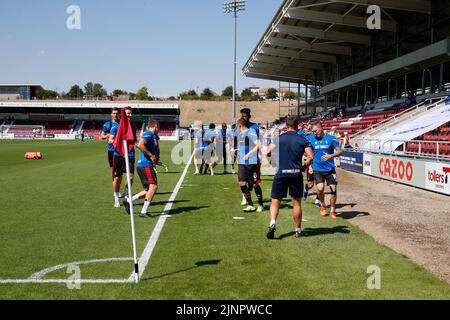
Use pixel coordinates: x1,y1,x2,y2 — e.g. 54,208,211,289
151,206,209,217
149,200,189,206
141,259,222,282
277,225,350,239
157,172,180,175
338,211,370,219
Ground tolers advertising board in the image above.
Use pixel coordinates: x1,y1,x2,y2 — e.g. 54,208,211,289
425,162,450,195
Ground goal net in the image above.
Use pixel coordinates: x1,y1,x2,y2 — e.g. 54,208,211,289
0,125,46,135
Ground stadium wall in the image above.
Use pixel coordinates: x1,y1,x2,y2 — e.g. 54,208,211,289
341,150,450,196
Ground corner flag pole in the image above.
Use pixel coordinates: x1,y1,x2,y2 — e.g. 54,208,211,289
123,140,139,283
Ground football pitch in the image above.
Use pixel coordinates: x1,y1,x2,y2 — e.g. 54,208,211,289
0,140,449,299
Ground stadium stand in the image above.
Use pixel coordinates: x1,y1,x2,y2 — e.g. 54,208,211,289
406,122,450,157
0,102,180,140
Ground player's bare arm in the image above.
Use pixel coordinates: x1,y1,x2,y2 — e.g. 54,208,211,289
321,148,343,161
100,131,109,140
266,143,276,157
243,139,262,160
302,147,314,170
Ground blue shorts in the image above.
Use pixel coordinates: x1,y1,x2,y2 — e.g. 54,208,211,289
271,175,304,199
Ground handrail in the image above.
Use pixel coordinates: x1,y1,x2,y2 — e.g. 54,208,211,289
351,97,446,139
350,138,450,160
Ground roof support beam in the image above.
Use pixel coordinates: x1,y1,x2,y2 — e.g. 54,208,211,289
247,67,317,79
275,24,371,45
268,37,352,56
249,62,319,75
326,0,431,14
260,47,337,64
286,8,397,32
256,55,326,70
244,72,302,83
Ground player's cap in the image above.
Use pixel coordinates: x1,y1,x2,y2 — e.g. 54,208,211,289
344,132,348,135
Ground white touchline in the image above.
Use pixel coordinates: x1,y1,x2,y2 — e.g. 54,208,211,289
128,152,194,281
0,279,132,284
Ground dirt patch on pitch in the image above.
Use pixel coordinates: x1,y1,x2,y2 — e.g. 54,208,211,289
335,169,450,284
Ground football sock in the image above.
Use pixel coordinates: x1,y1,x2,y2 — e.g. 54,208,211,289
141,201,151,214
254,185,264,206
331,206,336,212
240,186,253,206
270,219,276,227
132,194,140,202
114,192,120,199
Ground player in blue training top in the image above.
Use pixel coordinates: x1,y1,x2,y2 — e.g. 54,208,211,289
265,116,314,239
123,120,161,218
100,108,120,168
309,123,343,219
240,108,264,211
108,107,138,208
236,118,262,213
202,123,217,176
227,123,239,175
298,124,321,207
193,122,208,175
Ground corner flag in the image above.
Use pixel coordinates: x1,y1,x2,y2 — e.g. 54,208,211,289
114,108,139,283
113,108,136,158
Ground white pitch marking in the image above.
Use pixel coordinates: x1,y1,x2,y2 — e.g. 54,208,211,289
28,257,134,280
128,153,194,281
0,279,132,284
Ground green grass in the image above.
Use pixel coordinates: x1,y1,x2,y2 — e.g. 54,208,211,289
0,140,449,299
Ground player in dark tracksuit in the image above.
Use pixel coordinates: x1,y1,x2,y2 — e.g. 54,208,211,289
265,116,314,239
218,123,228,174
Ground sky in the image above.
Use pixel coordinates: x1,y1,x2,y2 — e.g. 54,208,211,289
0,0,284,97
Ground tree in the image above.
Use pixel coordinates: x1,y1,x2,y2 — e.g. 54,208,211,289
112,89,128,97
92,83,107,97
136,86,149,100
222,86,234,97
84,82,94,96
84,82,107,97
36,88,59,100
179,90,199,100
284,91,297,101
67,85,84,99
266,88,278,100
201,88,215,100
241,88,253,98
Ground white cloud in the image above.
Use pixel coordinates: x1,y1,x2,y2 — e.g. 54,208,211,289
38,50,46,56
